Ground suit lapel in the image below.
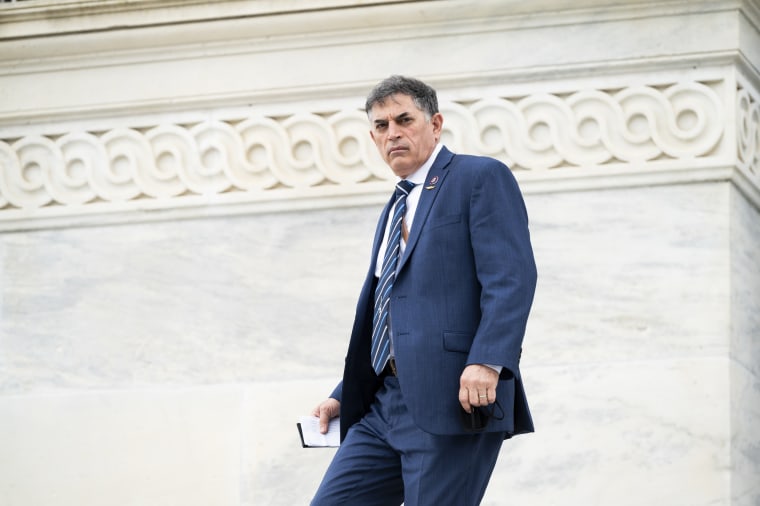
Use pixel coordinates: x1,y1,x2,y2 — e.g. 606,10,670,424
370,194,396,274
397,147,454,272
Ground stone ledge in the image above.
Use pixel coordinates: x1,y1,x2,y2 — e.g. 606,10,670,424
0,164,755,232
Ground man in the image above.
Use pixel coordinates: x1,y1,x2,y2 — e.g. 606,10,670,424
310,75,537,506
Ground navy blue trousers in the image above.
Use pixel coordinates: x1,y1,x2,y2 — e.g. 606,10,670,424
311,376,505,506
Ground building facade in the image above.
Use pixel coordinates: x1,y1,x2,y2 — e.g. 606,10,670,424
1,1,759,504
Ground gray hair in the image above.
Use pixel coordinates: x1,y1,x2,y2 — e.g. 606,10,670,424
364,75,439,119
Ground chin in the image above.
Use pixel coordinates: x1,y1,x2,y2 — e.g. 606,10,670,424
389,164,413,179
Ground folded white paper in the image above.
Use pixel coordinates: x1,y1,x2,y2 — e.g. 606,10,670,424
297,416,340,448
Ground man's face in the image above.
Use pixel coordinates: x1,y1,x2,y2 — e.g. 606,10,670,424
369,93,443,179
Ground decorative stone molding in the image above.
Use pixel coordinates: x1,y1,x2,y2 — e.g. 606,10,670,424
446,81,725,170
0,112,379,206
738,83,760,187
1,77,747,230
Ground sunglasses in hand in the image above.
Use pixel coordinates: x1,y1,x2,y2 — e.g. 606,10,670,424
460,399,505,432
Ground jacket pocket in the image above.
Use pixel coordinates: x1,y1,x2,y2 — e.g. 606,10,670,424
443,331,473,353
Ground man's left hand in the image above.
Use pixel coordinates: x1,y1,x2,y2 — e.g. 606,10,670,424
459,364,499,413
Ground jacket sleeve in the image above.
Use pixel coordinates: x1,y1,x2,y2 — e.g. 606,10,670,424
329,380,343,402
465,160,537,379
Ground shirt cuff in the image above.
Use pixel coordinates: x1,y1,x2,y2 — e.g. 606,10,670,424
485,364,503,374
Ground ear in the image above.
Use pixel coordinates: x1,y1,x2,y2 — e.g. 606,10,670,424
431,112,444,140
369,130,376,142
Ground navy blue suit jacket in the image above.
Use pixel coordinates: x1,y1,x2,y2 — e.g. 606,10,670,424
331,146,537,439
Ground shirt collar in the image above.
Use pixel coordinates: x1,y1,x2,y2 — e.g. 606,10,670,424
402,143,443,186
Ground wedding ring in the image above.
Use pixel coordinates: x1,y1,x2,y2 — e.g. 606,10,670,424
478,394,487,398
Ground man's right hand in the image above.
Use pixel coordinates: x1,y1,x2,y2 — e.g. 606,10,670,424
311,398,340,434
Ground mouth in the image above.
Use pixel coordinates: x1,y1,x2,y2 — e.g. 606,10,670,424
388,145,407,156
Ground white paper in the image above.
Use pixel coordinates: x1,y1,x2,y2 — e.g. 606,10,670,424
298,416,340,447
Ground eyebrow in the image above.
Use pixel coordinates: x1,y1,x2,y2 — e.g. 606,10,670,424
374,112,412,127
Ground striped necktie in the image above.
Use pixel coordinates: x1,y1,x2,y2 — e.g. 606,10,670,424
371,179,415,375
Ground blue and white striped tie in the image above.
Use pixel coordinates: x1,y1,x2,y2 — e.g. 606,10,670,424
371,179,415,375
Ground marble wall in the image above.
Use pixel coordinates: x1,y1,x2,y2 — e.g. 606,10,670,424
1,180,754,505
730,186,760,505
507,183,733,506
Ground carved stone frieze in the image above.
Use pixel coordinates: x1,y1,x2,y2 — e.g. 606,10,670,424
445,81,725,170
0,78,751,226
737,85,760,187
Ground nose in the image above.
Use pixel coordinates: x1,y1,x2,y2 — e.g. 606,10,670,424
387,121,401,139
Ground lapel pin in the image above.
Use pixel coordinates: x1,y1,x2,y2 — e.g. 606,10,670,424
425,175,439,190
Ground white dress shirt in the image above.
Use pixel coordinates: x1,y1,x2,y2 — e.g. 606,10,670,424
374,143,443,277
